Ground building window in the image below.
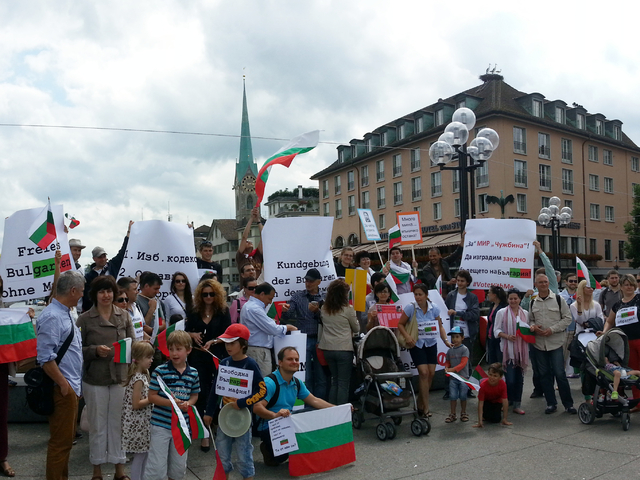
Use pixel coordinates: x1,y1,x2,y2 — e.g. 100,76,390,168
378,214,385,229
633,157,640,172
513,127,526,154
334,175,341,195
596,119,604,135
416,116,424,133
555,106,565,124
365,138,372,153
603,149,613,166
452,170,460,193
605,239,612,261
478,194,489,213
514,160,528,187
541,197,550,208
620,240,626,261
589,174,599,191
562,169,574,195
393,182,403,205
398,124,405,140
381,131,388,146
433,202,442,220
361,191,370,209
335,236,344,248
393,154,402,177
322,180,329,199
454,198,460,217
377,187,385,209
589,238,597,255
335,199,342,218
476,162,489,187
605,205,614,222
431,171,442,197
435,109,444,126
604,177,614,194
588,145,598,162
538,133,550,159
338,150,345,164
539,164,551,190
590,203,600,221
411,177,421,201
565,199,573,211
532,99,543,118
376,159,385,182
411,148,421,172
414,206,421,217
561,139,572,164
517,193,527,213
347,171,355,191
577,114,585,130
361,165,369,187
348,195,355,216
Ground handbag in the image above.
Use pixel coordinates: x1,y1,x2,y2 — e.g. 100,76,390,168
396,305,418,348
24,323,75,416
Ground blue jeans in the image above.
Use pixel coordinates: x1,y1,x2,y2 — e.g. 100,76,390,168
306,336,328,400
323,350,353,405
504,362,524,406
216,428,254,479
532,346,574,408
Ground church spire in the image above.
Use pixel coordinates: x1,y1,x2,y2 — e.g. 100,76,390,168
236,78,258,183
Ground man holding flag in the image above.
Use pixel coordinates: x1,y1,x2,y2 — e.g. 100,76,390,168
382,246,417,295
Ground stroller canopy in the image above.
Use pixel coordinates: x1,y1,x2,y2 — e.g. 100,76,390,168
586,328,629,368
357,326,401,360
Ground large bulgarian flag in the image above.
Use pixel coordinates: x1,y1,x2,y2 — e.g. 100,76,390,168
576,257,601,289
27,199,57,249
113,337,132,363
387,224,402,249
388,262,411,286
289,404,355,476
0,308,37,363
156,376,192,455
154,320,185,356
254,130,320,207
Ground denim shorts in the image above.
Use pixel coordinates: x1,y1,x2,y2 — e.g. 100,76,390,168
449,378,469,401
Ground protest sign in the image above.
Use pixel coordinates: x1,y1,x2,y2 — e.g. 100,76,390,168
0,205,74,303
118,220,199,300
273,332,307,382
459,218,536,291
215,365,255,399
262,217,336,302
377,304,403,328
357,208,381,241
269,416,299,456
396,212,421,245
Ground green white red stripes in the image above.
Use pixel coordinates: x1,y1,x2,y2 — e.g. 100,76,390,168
576,257,601,289
0,308,37,363
435,275,443,296
516,321,536,344
289,404,355,476
254,130,319,206
113,337,132,363
446,371,482,392
267,301,287,322
157,376,191,455
384,273,400,302
472,365,488,383
387,224,402,249
187,405,209,440
154,320,185,356
27,200,57,249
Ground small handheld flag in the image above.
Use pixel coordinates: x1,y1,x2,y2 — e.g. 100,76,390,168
516,321,536,344
27,200,57,249
113,338,132,363
154,320,185,356
576,257,601,289
387,224,402,249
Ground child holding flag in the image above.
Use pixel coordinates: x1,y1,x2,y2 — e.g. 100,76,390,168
146,331,200,480
121,341,155,480
444,326,470,423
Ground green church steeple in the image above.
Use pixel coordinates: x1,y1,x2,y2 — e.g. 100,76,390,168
236,79,258,182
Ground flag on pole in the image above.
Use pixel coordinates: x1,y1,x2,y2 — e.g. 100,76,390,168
0,308,37,363
435,275,443,296
213,445,226,480
156,377,192,455
65,213,80,229
154,320,185,356
384,273,400,303
254,130,320,207
113,337,132,363
27,200,57,249
288,404,356,476
187,405,209,440
345,268,367,312
516,320,536,344
387,224,402,249
576,257,601,289
446,371,482,392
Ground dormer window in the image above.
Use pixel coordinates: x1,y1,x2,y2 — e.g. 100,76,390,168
613,125,622,140
456,99,466,109
555,107,565,124
381,131,388,146
365,138,372,152
435,109,444,126
596,119,604,135
416,116,424,132
338,150,344,163
577,114,585,130
532,99,543,118
398,124,405,140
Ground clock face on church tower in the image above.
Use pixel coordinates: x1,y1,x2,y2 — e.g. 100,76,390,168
241,175,256,193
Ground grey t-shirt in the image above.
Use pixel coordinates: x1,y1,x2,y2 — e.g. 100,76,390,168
446,344,470,378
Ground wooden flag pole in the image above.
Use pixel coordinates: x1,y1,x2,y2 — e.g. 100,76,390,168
411,245,417,278
373,241,384,266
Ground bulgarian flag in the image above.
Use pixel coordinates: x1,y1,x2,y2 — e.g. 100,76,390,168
446,371,482,392
267,301,287,324
213,446,226,480
388,262,411,285
289,404,355,476
154,320,185,357
435,275,443,296
187,405,209,440
387,224,402,249
65,213,80,229
156,377,191,455
516,320,536,344
254,130,320,207
471,365,488,385
113,337,132,363
27,200,57,249
576,257,601,289
0,308,37,363
384,273,400,302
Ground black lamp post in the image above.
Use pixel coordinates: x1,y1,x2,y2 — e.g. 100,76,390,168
538,196,573,271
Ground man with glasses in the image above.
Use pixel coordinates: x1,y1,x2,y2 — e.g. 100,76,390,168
230,277,257,324
281,268,328,399
196,240,223,281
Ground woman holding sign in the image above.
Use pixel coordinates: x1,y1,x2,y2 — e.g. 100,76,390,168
398,284,450,418
366,282,393,332
602,274,640,402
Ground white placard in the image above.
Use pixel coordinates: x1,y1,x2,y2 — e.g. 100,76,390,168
616,307,638,327
357,209,381,241
215,365,255,399
273,332,307,383
459,218,536,291
117,220,199,301
268,415,299,456
132,319,145,341
0,205,75,303
453,318,469,338
396,212,422,245
262,217,337,302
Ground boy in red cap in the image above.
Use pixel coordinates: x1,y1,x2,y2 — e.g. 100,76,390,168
204,324,266,480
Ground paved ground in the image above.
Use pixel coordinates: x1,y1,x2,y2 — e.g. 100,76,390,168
6,373,640,480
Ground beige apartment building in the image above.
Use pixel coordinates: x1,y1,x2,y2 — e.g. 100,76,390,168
311,74,640,276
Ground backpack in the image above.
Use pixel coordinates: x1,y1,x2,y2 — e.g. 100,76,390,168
254,373,301,435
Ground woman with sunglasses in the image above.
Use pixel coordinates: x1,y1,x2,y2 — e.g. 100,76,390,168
230,277,258,324
186,279,231,451
163,272,194,322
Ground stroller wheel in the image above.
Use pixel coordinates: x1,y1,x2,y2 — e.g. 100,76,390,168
393,416,402,426
622,412,631,431
419,418,431,435
385,422,397,440
376,423,388,441
352,411,364,430
578,402,596,425
410,419,423,437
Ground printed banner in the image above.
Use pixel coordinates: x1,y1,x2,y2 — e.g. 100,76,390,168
118,220,199,300
357,208,381,241
215,365,255,399
396,212,421,245
0,205,74,303
269,415,299,456
459,218,536,291
262,217,336,302
273,332,307,383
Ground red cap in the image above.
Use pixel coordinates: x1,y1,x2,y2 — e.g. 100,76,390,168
218,323,250,342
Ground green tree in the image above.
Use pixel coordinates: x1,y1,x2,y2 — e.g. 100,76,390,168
624,184,640,268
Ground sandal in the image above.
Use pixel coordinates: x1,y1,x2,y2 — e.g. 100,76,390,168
0,461,15,478
445,413,457,423
460,413,469,422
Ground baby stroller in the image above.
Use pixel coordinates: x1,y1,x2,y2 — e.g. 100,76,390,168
578,328,640,430
351,326,429,440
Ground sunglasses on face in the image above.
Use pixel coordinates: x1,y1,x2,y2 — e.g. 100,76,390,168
174,279,186,284
116,297,128,303
567,280,578,283
202,292,215,298
246,286,256,291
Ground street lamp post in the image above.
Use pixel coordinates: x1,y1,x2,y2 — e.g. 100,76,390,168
537,196,573,271
428,108,500,231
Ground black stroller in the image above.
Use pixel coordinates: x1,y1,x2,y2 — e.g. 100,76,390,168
351,326,429,440
577,328,640,430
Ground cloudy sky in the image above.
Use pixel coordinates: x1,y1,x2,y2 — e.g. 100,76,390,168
1,1,639,265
